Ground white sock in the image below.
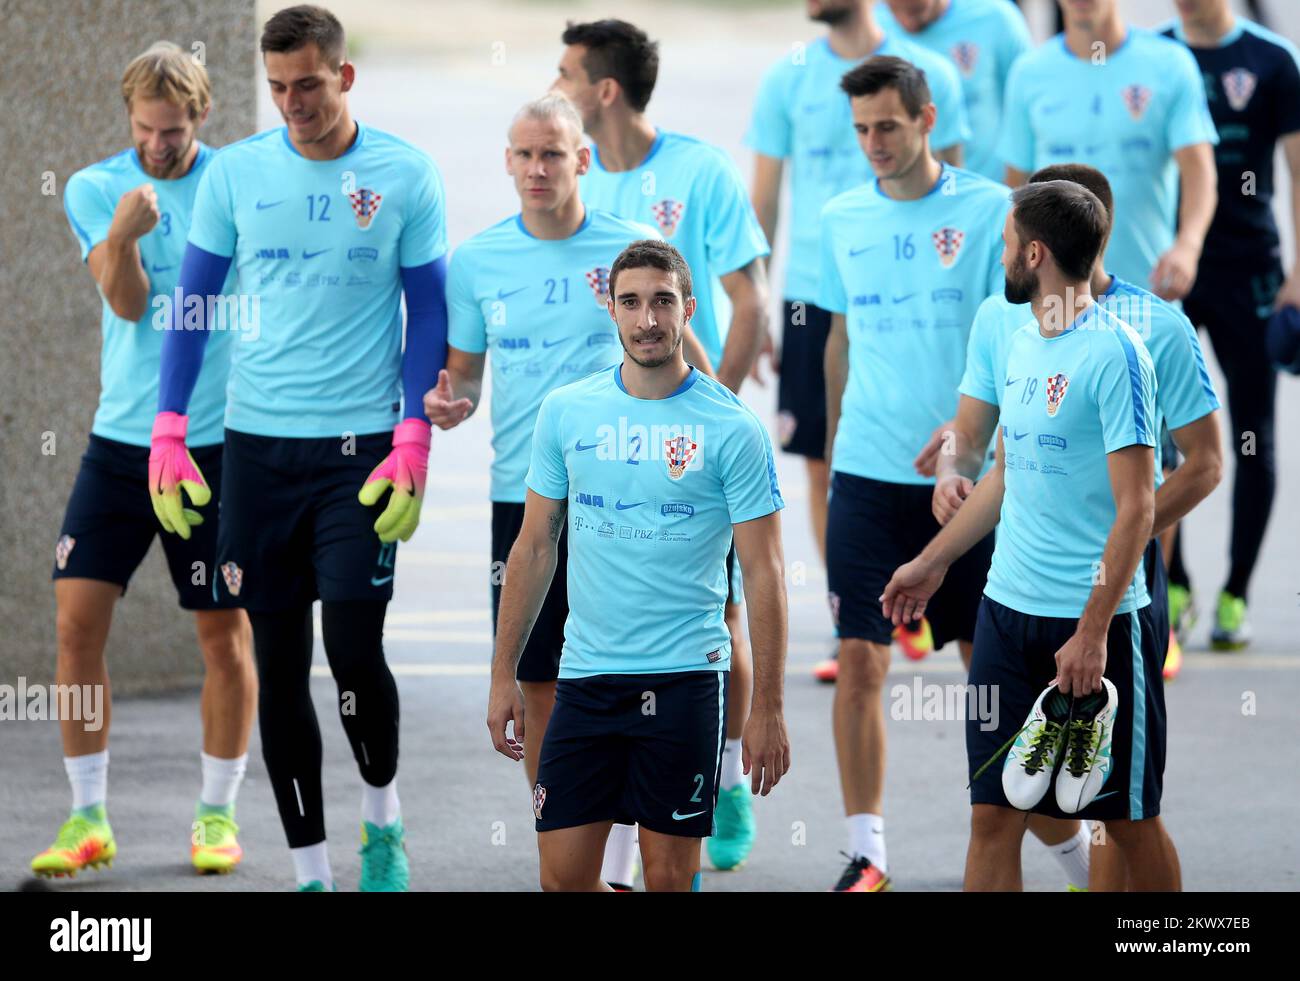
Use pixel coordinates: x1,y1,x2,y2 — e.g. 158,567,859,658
847,813,886,872
65,750,108,811
362,778,400,828
1048,825,1091,889
199,752,248,809
290,841,333,889
600,823,639,887
720,739,744,790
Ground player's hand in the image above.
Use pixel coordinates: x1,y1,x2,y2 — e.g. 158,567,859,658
1150,240,1199,301
741,705,790,796
748,329,777,387
913,420,951,478
486,676,526,761
423,369,473,430
1054,630,1107,698
880,555,947,627
358,418,430,543
932,473,974,526
111,184,161,242
1273,273,1300,313
148,412,210,540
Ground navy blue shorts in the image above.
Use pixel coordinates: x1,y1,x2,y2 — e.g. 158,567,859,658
534,670,730,838
826,471,994,647
966,591,1167,822
491,501,569,683
776,300,832,459
1143,539,1171,661
53,435,235,611
215,429,397,611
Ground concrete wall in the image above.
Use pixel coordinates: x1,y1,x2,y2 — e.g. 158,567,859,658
0,0,256,693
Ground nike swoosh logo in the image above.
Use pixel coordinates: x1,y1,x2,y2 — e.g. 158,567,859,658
892,293,916,303
303,249,331,259
672,809,706,821
497,287,527,299
152,265,173,273
542,337,570,349
1005,377,1021,387
574,439,606,452
1091,791,1117,802
370,575,394,587
1013,430,1029,440
849,245,877,257
256,200,285,210
614,500,646,510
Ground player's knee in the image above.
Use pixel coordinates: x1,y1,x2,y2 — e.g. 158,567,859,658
838,639,888,693
55,605,108,666
642,857,696,892
538,862,591,893
195,613,251,676
970,804,1024,841
1098,817,1161,849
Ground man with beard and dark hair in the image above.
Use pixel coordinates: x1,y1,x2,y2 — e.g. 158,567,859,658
884,180,1181,892
747,1,970,688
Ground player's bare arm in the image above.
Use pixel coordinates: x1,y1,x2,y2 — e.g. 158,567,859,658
883,428,1007,626
732,510,790,796
1057,444,1154,697
715,258,770,393
1275,130,1300,310
1153,413,1222,539
1151,142,1217,301
1004,164,1029,188
88,185,159,322
423,347,482,430
823,312,849,465
750,153,783,249
487,490,566,760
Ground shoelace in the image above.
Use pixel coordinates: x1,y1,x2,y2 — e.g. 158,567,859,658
196,813,237,844
833,851,871,891
1063,719,1097,778
1021,721,1064,775
54,816,97,849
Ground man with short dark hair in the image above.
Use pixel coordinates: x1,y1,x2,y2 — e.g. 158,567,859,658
921,161,1220,888
152,3,449,892
884,180,1181,892
819,55,1008,891
747,4,970,680
487,240,790,892
552,18,773,876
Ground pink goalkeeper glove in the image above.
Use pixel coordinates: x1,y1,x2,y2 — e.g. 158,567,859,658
148,411,211,540
358,418,431,543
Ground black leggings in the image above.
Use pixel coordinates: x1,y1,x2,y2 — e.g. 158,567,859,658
249,601,399,848
1174,267,1283,602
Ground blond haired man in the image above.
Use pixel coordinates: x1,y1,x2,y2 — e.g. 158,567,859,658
33,41,256,880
